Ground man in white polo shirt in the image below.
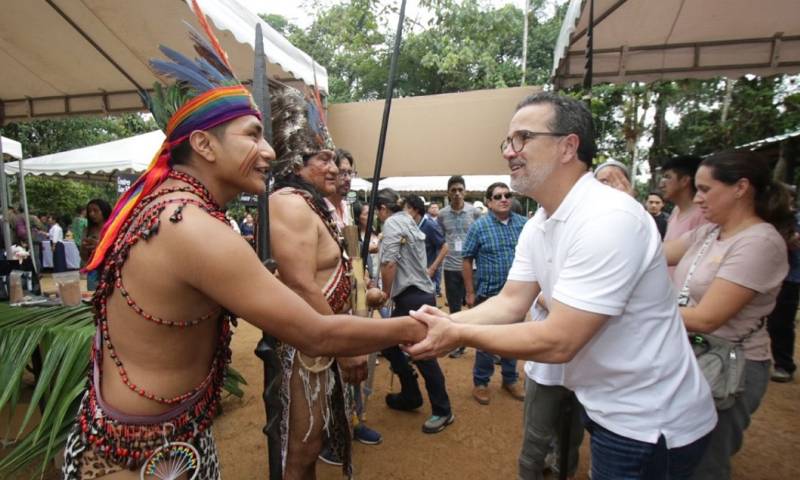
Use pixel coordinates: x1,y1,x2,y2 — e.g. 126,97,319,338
408,92,717,479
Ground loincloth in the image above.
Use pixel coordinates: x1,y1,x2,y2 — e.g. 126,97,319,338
62,392,221,479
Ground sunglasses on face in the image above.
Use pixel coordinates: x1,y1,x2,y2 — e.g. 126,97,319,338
492,193,513,201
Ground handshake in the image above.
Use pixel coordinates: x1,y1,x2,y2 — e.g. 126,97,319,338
362,289,463,360
402,304,460,360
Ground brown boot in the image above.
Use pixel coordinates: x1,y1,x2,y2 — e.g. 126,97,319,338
502,382,525,401
472,385,490,405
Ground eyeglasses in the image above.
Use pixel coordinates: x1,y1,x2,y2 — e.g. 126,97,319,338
500,130,569,154
337,170,357,179
492,193,513,201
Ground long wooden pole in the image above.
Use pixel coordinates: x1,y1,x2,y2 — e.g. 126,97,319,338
360,0,408,264
251,23,282,480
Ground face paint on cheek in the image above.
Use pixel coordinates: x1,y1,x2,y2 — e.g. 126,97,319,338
238,143,259,176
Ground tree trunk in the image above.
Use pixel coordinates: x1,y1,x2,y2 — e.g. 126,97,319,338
648,87,668,189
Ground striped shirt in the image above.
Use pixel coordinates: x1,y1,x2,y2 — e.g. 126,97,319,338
438,203,480,271
462,211,526,297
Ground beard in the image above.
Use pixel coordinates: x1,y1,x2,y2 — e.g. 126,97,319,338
510,160,556,197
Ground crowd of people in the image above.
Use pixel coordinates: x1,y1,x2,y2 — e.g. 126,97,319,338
3,9,791,479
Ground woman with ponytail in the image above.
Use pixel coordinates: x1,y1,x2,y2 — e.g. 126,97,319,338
664,151,791,479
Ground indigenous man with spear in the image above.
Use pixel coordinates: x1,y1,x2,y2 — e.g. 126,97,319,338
268,87,369,479
62,3,425,479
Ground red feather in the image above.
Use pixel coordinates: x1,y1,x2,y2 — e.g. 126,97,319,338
190,0,233,72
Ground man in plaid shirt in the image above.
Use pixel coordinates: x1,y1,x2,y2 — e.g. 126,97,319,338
462,181,527,405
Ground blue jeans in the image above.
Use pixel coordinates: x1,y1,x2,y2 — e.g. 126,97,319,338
585,417,711,480
474,350,518,386
472,295,518,386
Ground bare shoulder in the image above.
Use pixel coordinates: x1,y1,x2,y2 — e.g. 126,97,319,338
269,191,317,231
153,202,254,275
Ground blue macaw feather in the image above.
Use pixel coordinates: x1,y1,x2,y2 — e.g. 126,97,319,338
158,45,201,73
306,101,325,133
150,59,215,91
196,57,228,83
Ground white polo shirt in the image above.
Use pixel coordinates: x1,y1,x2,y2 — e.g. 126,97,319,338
508,173,716,448
524,295,566,386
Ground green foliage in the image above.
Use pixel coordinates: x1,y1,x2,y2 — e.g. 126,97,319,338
9,177,114,219
0,304,247,478
0,305,94,479
275,0,566,102
564,76,800,188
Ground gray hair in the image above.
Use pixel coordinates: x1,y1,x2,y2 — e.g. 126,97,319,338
516,92,595,168
594,159,630,180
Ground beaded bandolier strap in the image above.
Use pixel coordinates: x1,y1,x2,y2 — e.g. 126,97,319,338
76,170,235,469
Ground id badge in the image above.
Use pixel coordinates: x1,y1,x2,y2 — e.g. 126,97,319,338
454,240,463,252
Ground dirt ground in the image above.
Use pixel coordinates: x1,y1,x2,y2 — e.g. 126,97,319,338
213,321,800,480
6,278,799,479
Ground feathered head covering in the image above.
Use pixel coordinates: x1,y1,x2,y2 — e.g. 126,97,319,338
270,86,334,179
85,0,260,272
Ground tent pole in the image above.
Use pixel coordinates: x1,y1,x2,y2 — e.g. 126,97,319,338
250,23,282,480
582,0,595,93
360,0,408,264
0,139,13,260
18,168,36,273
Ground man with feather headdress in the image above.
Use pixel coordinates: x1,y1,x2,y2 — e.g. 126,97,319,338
61,3,425,479
267,87,365,478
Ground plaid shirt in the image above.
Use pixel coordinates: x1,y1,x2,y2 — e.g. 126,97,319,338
462,211,526,297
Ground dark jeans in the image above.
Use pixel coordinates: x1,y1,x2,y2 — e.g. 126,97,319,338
585,416,711,480
444,269,465,313
473,295,518,386
767,280,798,373
432,266,442,295
382,286,452,417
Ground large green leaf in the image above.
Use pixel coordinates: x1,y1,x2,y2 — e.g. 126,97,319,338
0,304,247,479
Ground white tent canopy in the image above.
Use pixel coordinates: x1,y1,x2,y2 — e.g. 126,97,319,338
0,0,328,124
1,137,22,160
4,131,163,177
552,0,800,88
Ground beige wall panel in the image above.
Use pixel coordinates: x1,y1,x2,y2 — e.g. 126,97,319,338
328,86,542,177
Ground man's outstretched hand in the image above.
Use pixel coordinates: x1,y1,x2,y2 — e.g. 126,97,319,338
403,305,461,360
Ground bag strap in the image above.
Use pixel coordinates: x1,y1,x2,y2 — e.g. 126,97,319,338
679,226,720,301
682,225,766,345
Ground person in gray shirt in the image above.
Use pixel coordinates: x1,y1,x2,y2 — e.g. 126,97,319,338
437,175,480,358
377,188,454,434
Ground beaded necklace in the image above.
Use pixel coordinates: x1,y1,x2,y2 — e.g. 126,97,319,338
78,169,235,467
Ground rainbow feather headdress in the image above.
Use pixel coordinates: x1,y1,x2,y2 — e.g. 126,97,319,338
85,0,260,272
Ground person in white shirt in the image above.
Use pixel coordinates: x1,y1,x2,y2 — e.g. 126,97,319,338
47,214,64,245
408,92,717,479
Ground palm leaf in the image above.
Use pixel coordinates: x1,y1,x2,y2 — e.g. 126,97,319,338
0,304,247,479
